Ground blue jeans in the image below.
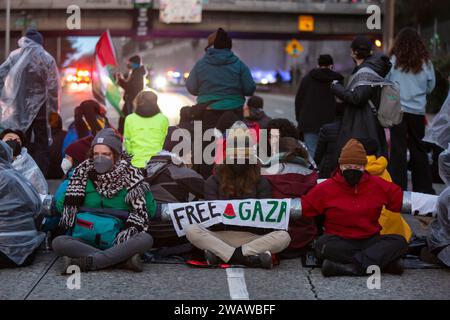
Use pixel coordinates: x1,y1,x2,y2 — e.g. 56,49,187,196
303,133,319,159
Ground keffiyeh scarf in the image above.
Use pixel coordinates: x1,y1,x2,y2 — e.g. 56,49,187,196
60,152,151,244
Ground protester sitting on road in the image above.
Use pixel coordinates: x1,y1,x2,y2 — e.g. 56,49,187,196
314,102,345,179
0,129,48,195
266,118,317,170
295,54,344,159
186,27,255,178
261,137,318,258
62,100,111,154
52,129,156,273
424,145,450,267
301,139,408,277
330,35,392,164
361,138,412,242
0,141,45,269
144,150,205,248
244,96,272,129
48,112,67,179
124,90,169,168
185,123,291,269
61,136,95,176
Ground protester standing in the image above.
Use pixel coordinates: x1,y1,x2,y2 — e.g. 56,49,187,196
48,112,67,179
330,36,392,167
295,55,344,158
387,28,436,194
0,28,60,176
116,55,147,134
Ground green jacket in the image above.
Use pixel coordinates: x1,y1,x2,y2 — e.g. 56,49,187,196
124,112,169,168
56,179,156,219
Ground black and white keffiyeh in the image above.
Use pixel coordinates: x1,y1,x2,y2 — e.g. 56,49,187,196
60,152,151,244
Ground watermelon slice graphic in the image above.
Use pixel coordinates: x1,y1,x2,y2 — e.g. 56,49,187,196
223,203,236,219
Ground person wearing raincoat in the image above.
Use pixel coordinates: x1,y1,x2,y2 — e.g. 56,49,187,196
0,128,48,195
423,92,450,267
0,28,60,177
0,140,45,268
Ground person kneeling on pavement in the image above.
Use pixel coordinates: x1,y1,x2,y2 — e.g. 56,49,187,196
0,141,45,269
52,129,156,273
185,122,291,269
301,139,408,277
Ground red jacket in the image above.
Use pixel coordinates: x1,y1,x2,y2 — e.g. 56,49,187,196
301,171,403,240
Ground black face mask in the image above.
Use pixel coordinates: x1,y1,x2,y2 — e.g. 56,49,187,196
342,169,363,187
5,140,21,157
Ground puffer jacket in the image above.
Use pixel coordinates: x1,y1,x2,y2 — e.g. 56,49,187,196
365,155,412,241
186,48,256,110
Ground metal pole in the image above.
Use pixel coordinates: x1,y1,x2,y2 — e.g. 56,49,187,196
383,0,395,54
5,0,11,60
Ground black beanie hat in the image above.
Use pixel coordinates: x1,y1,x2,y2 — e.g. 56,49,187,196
214,28,232,50
247,96,264,109
351,35,373,53
129,55,141,65
318,54,334,67
25,28,44,46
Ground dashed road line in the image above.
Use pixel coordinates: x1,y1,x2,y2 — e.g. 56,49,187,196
226,268,250,300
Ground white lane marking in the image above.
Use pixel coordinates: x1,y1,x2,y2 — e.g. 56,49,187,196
226,268,250,300
274,109,284,115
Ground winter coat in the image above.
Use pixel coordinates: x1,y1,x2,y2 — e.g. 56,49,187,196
314,120,341,179
386,55,436,115
124,103,169,168
12,147,48,195
186,48,256,110
0,37,59,137
144,151,205,203
204,172,272,234
56,179,156,219
295,68,344,133
330,53,392,163
0,141,44,266
301,170,403,240
365,155,412,241
261,156,318,250
118,66,147,104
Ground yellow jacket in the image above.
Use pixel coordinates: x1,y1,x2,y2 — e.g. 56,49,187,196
365,155,412,242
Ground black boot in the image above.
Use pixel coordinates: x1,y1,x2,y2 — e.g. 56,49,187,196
229,247,273,269
321,259,361,277
204,250,220,266
383,259,404,275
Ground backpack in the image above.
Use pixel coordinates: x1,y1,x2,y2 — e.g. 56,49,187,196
72,212,124,250
351,67,403,128
368,82,403,128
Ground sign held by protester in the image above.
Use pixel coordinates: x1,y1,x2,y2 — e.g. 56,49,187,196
168,199,291,237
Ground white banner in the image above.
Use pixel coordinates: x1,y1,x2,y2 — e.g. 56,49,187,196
168,199,291,237
159,0,202,24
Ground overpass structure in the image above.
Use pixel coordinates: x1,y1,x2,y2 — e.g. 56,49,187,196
0,0,384,40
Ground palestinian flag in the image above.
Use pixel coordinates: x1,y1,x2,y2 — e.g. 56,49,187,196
92,30,123,117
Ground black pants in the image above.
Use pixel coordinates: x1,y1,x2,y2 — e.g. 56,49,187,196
195,108,243,180
389,113,434,194
118,100,133,135
315,234,408,272
26,103,50,177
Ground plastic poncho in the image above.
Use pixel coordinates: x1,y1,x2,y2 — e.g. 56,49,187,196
0,37,60,146
12,147,48,195
0,140,45,266
424,91,450,149
427,145,450,266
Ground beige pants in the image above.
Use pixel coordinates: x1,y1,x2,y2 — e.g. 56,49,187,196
185,224,291,263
